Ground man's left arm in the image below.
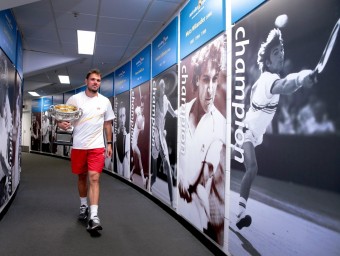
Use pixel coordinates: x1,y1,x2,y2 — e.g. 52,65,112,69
104,120,113,157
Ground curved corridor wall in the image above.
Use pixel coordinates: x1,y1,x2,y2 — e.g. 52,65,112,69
14,0,340,255
0,9,23,216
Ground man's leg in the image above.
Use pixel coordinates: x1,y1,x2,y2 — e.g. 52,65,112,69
78,173,88,198
87,171,102,231
88,171,100,211
77,173,88,220
236,142,257,229
133,147,145,184
161,154,173,205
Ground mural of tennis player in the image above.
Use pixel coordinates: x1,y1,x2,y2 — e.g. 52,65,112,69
151,78,177,206
0,51,13,207
115,101,130,178
130,97,147,186
177,34,226,245
234,28,315,230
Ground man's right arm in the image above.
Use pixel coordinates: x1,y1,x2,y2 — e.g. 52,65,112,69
271,69,314,95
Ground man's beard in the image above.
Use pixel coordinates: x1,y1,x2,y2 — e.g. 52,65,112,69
88,87,98,93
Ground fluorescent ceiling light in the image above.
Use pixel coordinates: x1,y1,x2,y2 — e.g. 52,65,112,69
58,75,70,84
77,30,96,55
28,91,40,96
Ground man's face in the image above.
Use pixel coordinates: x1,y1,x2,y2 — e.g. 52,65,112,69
140,101,144,114
267,43,284,74
197,60,218,113
118,107,126,129
159,80,165,95
86,73,101,93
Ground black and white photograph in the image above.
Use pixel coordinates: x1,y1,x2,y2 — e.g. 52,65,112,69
130,82,150,189
50,94,64,156
0,49,15,208
177,33,227,246
230,0,340,255
104,97,114,172
30,112,41,152
150,65,178,208
113,91,131,179
41,111,51,153
11,73,23,192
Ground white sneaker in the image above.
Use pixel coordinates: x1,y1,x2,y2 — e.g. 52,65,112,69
87,216,103,231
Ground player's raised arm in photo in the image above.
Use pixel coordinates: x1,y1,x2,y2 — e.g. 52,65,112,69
271,69,314,94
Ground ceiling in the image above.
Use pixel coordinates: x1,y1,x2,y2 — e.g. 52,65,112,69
3,0,187,100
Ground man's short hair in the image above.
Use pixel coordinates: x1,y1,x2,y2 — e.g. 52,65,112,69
118,101,126,111
257,28,283,72
156,79,165,98
86,69,102,79
191,38,224,90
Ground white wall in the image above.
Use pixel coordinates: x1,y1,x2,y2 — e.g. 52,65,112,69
21,99,31,149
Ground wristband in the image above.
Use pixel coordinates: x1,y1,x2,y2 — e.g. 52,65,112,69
107,141,113,145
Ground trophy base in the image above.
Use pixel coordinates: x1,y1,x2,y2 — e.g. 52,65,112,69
54,128,73,146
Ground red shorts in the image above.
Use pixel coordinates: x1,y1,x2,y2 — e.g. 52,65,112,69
71,148,105,174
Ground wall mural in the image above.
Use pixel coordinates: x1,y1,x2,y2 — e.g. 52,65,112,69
177,33,227,246
0,48,20,211
130,82,151,190
229,0,340,255
4,1,340,255
150,65,178,208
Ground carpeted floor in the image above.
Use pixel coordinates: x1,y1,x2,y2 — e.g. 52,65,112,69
0,153,217,256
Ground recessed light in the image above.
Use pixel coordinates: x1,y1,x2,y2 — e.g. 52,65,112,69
58,75,70,84
28,91,40,96
77,30,96,55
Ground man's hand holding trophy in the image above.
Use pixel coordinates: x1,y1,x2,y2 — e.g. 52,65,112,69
49,104,83,145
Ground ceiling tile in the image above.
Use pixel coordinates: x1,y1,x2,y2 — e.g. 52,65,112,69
25,38,62,54
129,34,151,48
99,0,151,19
55,11,97,30
23,26,59,41
13,4,54,27
58,29,77,44
135,20,163,39
97,16,140,34
145,1,179,22
96,32,132,47
94,45,126,61
51,0,99,15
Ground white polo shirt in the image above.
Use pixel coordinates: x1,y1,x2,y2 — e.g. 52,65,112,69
67,91,115,149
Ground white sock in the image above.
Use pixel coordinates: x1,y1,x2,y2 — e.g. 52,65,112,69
80,197,88,207
238,197,247,218
90,205,98,219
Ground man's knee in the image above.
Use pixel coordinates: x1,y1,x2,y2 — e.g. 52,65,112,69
88,171,100,183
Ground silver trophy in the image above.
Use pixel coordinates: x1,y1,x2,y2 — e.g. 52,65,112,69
49,104,83,146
